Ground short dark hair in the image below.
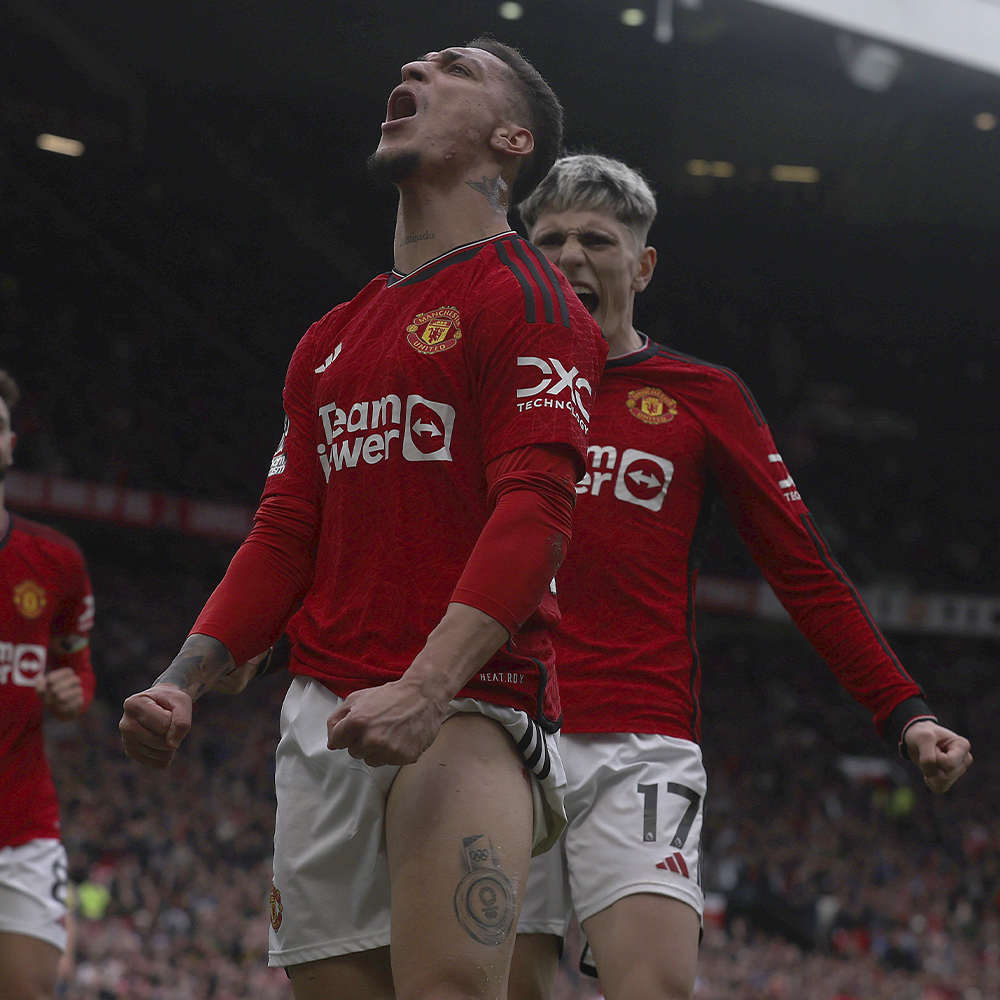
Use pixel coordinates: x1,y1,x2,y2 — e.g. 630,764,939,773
0,370,19,412
466,36,564,206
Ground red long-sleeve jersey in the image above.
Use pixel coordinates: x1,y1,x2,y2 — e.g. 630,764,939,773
553,337,928,745
194,233,607,728
1,514,95,846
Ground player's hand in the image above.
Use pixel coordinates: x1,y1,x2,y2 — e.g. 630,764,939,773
903,720,972,793
327,677,447,767
36,667,85,720
211,649,270,694
119,684,193,769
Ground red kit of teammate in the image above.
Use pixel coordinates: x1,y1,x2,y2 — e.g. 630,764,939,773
1,517,95,846
0,370,95,1000
508,155,971,1000
555,339,932,743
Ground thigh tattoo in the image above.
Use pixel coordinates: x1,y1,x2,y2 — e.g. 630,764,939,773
453,835,516,946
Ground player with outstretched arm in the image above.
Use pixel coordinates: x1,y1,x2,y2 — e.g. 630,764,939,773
507,154,972,1000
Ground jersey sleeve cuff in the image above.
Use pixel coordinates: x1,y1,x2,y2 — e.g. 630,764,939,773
449,590,519,638
885,696,936,757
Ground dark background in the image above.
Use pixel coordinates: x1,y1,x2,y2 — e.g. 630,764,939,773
4,0,998,593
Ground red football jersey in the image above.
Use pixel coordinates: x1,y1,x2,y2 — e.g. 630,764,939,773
553,338,923,741
1,514,95,846
261,233,606,727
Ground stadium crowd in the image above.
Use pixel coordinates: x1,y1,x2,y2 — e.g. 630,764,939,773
4,63,996,998
29,552,995,1000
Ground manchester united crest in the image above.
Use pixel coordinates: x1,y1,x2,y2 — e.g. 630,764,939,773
269,881,283,931
406,307,463,355
626,387,678,425
13,580,47,620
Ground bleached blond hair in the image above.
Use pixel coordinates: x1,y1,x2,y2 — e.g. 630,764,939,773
517,153,657,245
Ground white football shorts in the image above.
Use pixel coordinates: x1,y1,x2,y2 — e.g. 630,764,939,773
516,732,706,940
0,838,69,952
268,676,566,967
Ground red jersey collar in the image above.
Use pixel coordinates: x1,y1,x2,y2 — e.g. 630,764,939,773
606,333,658,369
386,231,517,287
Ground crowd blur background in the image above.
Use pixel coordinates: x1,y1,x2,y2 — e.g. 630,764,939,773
2,0,998,997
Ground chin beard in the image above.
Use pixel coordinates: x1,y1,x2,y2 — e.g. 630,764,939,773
367,147,421,187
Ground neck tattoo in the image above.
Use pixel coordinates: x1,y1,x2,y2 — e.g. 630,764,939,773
402,230,435,245
466,173,508,210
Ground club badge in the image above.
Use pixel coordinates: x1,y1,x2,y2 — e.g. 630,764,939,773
13,580,47,620
269,881,283,931
406,307,463,355
626,387,677,425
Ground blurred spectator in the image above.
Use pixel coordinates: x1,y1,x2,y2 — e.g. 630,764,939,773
28,548,995,999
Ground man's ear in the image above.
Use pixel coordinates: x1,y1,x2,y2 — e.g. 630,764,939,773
490,124,534,160
632,246,657,292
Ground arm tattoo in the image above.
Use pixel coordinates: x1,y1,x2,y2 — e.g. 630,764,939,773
453,835,515,946
155,635,236,701
466,173,508,211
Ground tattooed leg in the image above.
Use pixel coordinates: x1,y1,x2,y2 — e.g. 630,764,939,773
454,836,517,946
386,713,533,1000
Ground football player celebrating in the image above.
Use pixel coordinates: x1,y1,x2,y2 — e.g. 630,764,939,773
0,370,95,1000
120,40,606,1000
508,154,972,1000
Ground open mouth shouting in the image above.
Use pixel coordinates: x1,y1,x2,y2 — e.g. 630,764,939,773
573,285,600,315
385,87,418,125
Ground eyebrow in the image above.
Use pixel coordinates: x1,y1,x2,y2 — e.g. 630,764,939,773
426,49,487,75
538,227,617,239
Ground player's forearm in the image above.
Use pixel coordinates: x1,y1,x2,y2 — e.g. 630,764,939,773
154,633,236,701
402,602,511,708
48,636,96,711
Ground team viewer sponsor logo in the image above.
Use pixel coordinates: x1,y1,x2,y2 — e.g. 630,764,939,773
316,393,456,481
515,356,592,432
577,445,674,512
406,307,463,355
626,387,677,425
0,643,48,685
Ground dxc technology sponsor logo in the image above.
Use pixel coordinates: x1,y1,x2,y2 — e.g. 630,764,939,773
515,357,592,432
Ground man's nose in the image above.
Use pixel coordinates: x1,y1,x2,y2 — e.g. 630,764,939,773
400,58,430,83
558,237,586,266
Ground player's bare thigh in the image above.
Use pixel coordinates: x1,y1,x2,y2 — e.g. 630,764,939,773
583,893,700,1000
387,712,535,1000
286,946,394,1000
0,931,61,1000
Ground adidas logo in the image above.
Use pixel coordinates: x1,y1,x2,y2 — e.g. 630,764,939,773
656,853,689,878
